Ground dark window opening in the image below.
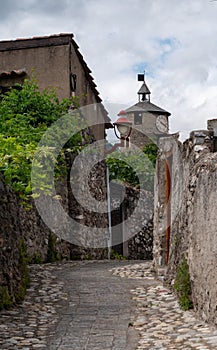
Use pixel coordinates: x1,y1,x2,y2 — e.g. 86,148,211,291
134,112,143,125
70,73,77,93
0,84,22,96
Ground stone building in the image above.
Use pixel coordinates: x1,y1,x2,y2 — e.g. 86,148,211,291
0,33,112,140
125,74,171,147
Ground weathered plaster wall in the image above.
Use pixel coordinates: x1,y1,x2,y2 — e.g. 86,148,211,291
153,135,217,325
0,34,109,142
0,44,70,99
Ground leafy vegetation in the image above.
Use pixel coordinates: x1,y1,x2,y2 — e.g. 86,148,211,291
110,249,127,260
16,238,30,303
0,286,13,311
0,80,88,310
46,233,60,263
106,142,158,191
174,256,193,310
31,252,43,264
0,79,82,198
0,238,31,310
143,143,158,166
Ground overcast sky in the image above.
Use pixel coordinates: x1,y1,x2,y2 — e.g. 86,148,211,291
1,0,217,141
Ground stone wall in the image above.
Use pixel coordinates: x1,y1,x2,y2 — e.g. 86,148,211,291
153,131,217,325
124,186,153,260
27,149,108,261
127,220,153,260
62,151,108,259
110,182,154,259
0,173,81,308
0,176,22,306
0,138,109,307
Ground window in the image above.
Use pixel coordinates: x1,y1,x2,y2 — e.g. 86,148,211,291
134,112,143,125
0,69,26,97
0,85,22,99
70,73,77,93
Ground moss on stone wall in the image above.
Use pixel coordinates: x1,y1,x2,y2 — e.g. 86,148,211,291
0,239,30,310
46,233,60,263
0,286,13,311
174,256,193,311
15,238,30,304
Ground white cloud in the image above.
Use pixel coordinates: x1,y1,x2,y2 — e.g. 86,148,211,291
1,0,217,141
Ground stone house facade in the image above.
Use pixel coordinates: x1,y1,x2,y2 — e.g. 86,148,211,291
0,33,112,140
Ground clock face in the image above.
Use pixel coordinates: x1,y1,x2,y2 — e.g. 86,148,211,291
156,115,168,133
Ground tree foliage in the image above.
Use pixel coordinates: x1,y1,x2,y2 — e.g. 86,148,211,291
143,142,158,166
0,79,81,197
106,143,158,191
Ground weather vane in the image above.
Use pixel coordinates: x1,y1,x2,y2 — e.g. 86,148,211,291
137,70,146,82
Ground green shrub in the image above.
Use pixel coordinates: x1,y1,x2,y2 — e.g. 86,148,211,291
174,256,193,310
83,253,93,260
0,239,30,310
110,249,127,260
106,142,158,191
0,79,81,198
32,252,43,264
0,286,13,311
16,238,30,304
142,143,158,166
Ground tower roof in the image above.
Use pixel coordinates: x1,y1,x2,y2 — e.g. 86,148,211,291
137,82,150,95
125,101,171,116
126,72,171,116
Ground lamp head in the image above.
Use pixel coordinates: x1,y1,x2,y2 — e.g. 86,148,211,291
113,110,132,139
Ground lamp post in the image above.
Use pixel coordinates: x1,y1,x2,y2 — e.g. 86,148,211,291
105,110,132,260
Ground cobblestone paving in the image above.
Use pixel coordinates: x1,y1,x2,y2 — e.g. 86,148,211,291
47,260,144,350
111,263,217,350
0,263,69,349
0,260,216,350
0,261,144,350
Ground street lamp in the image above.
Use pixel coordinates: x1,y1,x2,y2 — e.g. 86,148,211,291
105,110,132,260
105,110,132,154
113,110,132,140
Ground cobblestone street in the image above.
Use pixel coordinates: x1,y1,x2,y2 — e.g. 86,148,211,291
0,261,216,350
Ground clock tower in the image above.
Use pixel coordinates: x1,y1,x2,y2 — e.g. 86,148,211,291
125,74,171,147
